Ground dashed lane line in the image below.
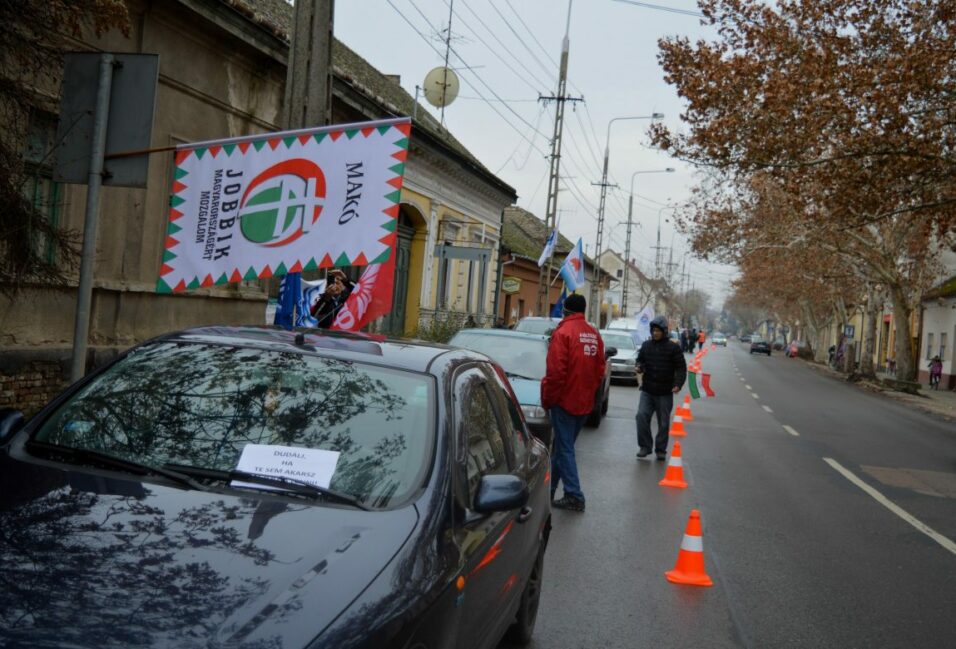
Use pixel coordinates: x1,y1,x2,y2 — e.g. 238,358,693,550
782,425,799,437
823,458,956,556
745,384,752,390
751,393,759,399
762,405,773,413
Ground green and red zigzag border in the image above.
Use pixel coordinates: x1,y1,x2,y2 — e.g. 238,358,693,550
156,121,411,294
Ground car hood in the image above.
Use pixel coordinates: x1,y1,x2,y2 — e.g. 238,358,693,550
508,376,543,408
610,348,638,362
0,452,418,649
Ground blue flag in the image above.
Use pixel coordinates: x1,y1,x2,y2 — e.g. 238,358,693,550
274,272,302,330
551,285,569,318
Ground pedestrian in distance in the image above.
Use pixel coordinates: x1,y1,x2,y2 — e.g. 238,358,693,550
540,293,606,513
636,315,687,461
310,270,353,329
680,329,689,354
928,355,943,390
697,329,706,352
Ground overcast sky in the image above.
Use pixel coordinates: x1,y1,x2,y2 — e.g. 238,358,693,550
335,0,739,306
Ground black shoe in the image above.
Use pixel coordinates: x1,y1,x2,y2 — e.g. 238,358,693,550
636,448,652,458
656,451,667,462
552,496,585,512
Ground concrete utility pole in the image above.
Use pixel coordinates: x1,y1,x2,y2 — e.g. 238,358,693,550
537,0,582,316
623,167,673,317
283,0,334,129
590,113,662,322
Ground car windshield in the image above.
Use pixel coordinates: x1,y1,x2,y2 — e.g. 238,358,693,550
450,332,548,380
600,333,636,350
514,319,556,336
30,342,434,508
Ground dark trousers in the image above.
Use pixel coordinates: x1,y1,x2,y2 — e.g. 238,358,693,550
550,406,587,501
636,391,673,453
697,341,704,351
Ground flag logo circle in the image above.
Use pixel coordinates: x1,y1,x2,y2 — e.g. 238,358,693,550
239,159,326,247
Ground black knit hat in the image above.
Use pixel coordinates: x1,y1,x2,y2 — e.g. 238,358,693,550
564,293,586,313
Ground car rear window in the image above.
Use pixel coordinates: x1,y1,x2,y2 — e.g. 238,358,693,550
450,332,548,381
31,342,435,508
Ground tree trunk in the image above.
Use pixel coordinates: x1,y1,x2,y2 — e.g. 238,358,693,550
889,285,916,382
859,287,878,379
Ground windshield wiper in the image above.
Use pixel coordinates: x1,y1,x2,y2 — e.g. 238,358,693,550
505,371,538,382
163,464,370,510
25,440,210,492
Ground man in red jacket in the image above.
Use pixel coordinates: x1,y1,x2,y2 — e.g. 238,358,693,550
541,293,606,512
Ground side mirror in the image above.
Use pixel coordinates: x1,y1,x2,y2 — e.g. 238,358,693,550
605,347,618,359
473,474,529,514
0,409,25,446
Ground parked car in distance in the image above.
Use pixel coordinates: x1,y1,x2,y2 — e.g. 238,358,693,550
513,316,560,336
750,335,772,356
449,328,553,447
712,332,728,346
0,326,552,649
449,326,611,428
600,330,639,385
772,338,787,351
787,339,808,358
740,334,752,343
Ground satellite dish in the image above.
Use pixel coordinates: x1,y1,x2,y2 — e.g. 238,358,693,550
423,66,460,108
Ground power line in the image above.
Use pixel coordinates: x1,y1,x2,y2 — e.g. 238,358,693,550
453,0,555,92
486,0,558,82
612,0,706,19
388,0,549,154
441,0,550,94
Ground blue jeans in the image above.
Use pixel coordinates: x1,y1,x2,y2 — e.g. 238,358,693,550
550,406,587,501
636,391,673,453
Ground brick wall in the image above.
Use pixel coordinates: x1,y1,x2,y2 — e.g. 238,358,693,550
0,348,122,417
0,353,69,417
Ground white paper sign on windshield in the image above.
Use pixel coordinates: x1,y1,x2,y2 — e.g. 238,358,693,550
231,444,341,491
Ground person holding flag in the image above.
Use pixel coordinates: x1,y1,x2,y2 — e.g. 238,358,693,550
635,315,687,461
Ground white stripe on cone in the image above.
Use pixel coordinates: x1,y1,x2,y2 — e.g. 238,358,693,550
680,534,704,553
668,457,683,468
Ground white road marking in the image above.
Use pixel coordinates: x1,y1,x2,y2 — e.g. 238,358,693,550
762,405,773,413
745,384,752,390
751,393,759,399
782,425,799,437
739,378,745,382
823,458,956,556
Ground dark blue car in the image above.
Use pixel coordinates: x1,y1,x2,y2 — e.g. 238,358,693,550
0,326,551,648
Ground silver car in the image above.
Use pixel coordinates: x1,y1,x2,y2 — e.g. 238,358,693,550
600,330,639,385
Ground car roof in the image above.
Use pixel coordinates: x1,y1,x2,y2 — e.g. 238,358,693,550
153,325,471,373
451,328,550,343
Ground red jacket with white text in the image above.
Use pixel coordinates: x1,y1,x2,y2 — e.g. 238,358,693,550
540,313,606,416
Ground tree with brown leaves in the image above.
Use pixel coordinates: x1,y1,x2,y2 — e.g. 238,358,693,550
653,0,956,381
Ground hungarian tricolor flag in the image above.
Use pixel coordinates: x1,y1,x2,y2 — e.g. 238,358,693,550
688,371,716,399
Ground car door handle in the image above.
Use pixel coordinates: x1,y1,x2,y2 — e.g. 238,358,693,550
517,506,533,523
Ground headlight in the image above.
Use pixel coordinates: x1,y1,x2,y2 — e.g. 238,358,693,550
521,405,546,419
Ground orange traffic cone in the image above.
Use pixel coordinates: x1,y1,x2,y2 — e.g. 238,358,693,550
670,414,687,437
665,509,713,586
676,394,694,421
659,441,688,488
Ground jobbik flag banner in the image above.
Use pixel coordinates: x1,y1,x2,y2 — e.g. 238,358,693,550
156,117,411,293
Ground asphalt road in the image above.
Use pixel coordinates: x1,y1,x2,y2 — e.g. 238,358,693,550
504,343,956,649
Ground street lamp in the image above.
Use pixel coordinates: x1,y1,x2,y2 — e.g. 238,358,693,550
589,113,663,322
623,167,674,316
655,204,681,280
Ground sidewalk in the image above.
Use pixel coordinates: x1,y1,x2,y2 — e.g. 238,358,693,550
805,362,956,421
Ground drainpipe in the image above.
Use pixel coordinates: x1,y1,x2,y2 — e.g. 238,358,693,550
491,208,506,323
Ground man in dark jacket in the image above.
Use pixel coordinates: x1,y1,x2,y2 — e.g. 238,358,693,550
636,315,687,460
541,293,606,512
